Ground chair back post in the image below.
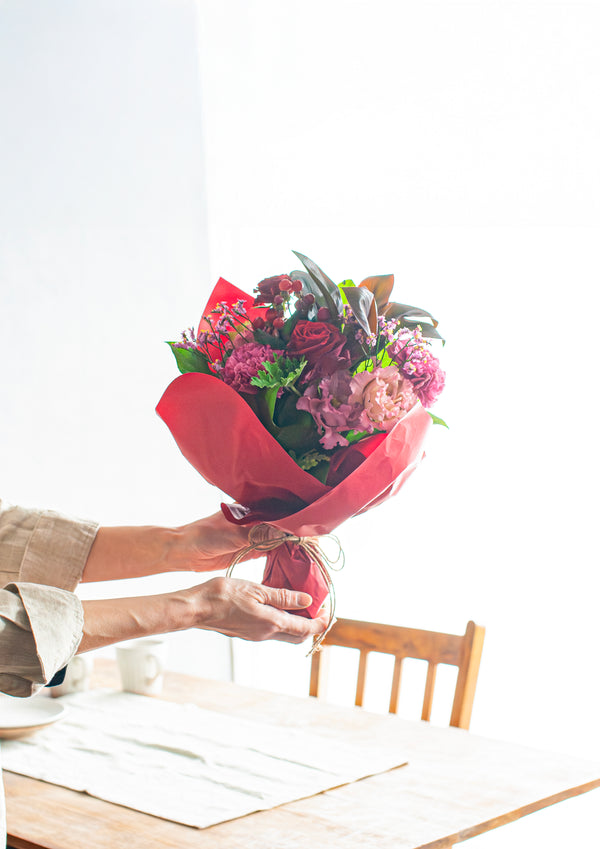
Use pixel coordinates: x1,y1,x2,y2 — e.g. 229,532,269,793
449,620,486,729
309,617,485,730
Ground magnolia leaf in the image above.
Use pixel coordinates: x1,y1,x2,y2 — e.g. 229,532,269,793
340,285,375,336
359,275,395,310
288,270,320,318
428,412,449,428
383,300,438,327
292,251,343,317
402,319,445,343
167,342,211,375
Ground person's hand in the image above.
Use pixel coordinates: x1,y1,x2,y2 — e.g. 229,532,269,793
179,511,278,573
183,576,329,644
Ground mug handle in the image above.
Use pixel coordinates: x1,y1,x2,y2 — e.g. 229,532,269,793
144,653,163,686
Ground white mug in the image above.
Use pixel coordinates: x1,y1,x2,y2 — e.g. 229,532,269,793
116,639,167,696
50,654,94,697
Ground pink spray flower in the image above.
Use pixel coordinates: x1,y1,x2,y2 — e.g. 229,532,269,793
387,328,446,408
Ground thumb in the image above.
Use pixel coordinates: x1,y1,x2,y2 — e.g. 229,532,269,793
262,586,313,610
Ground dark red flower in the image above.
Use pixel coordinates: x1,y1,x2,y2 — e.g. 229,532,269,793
254,275,294,305
286,320,348,367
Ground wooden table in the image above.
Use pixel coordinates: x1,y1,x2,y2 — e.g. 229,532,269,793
5,660,600,849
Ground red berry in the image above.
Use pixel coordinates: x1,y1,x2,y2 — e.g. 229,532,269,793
291,278,303,293
317,307,331,321
253,316,265,330
266,308,278,321
278,278,292,291
273,316,285,329
273,294,284,306
303,293,315,306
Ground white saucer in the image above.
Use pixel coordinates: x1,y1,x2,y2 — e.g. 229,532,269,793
0,698,67,739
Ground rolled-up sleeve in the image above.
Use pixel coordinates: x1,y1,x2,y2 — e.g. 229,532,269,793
0,499,98,697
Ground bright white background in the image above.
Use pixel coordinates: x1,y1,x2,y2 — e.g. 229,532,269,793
1,1,599,845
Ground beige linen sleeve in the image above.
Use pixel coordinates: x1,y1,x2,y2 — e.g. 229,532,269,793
0,499,99,697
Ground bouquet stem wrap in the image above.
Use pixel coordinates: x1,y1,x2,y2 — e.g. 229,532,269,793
226,524,344,651
156,372,432,625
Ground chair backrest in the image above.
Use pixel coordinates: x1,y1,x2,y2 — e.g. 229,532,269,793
309,618,485,730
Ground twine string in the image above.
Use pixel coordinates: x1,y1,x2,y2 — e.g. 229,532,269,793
226,524,344,656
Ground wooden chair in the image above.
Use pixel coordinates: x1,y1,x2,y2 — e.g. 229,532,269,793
310,618,485,730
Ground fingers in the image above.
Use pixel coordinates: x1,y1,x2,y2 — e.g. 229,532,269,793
260,585,313,611
270,606,330,645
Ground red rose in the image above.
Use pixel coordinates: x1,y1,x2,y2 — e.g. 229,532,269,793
286,320,348,367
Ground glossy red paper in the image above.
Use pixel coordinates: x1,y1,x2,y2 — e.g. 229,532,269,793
156,371,432,617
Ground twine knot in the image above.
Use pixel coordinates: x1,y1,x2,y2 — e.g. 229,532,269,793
226,524,344,655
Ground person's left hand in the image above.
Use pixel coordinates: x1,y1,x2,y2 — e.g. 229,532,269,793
180,511,269,572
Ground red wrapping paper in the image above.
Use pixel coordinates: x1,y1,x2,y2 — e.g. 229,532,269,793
156,372,432,617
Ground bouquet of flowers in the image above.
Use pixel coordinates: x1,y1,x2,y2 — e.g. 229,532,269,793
157,252,445,637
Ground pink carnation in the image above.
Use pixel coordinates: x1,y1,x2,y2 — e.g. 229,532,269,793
349,365,417,433
221,343,275,395
388,329,446,407
297,370,361,449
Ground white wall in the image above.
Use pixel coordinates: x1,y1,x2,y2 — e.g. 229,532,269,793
1,1,599,844
196,2,600,845
0,0,232,678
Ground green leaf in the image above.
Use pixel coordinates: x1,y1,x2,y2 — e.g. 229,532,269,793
167,342,211,374
276,414,321,451
244,389,280,437
253,328,286,349
290,448,331,471
280,310,302,342
428,412,449,428
344,429,371,445
250,355,307,390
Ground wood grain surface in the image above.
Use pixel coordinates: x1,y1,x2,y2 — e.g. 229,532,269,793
5,660,600,849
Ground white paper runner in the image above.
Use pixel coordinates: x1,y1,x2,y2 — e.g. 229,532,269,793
1,690,407,828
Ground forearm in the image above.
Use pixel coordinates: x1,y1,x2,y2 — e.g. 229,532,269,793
78,577,328,652
81,525,186,582
80,513,252,583
78,591,195,652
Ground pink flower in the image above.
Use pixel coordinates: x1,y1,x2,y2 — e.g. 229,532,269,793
349,365,417,433
297,370,361,449
221,343,275,395
387,329,445,408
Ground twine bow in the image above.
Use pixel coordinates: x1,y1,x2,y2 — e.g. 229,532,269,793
226,524,344,655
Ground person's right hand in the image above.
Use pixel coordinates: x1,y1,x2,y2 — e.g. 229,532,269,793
182,576,329,644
